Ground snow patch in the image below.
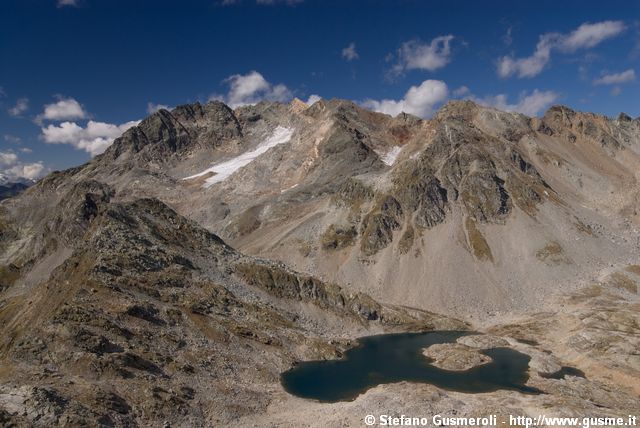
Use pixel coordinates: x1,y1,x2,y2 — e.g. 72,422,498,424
281,183,298,193
184,126,294,188
380,146,402,166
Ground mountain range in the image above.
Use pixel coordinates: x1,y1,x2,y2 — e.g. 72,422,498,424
0,175,33,202
1,98,639,426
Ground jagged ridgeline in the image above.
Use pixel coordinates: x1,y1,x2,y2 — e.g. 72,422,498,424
3,98,640,315
1,97,639,425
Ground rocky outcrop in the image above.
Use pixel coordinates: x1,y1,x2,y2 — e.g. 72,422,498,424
457,334,510,349
422,343,492,370
48,180,115,247
539,105,640,152
321,224,357,250
101,101,242,164
3,98,639,320
0,192,461,426
332,178,374,209
2,96,640,425
360,195,403,255
393,164,448,229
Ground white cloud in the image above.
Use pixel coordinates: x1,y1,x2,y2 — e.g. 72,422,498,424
0,151,45,182
19,147,33,154
57,0,79,7
453,86,470,97
391,36,454,75
593,69,636,85
4,162,45,181
0,152,18,167
498,21,626,78
38,97,87,122
611,86,622,96
342,42,359,61
305,94,321,106
3,134,22,145
41,120,140,156
8,97,29,117
147,102,171,114
470,89,559,116
559,21,627,52
497,34,555,78
212,71,293,108
363,79,449,118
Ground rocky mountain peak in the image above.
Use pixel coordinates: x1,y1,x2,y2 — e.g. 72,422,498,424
617,112,633,122
542,104,578,123
97,101,242,166
289,97,309,113
1,95,640,425
434,99,482,122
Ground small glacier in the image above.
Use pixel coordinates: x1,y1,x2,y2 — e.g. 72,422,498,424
184,126,294,188
380,146,402,166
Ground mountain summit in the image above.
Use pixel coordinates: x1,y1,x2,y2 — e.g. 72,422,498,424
1,99,639,425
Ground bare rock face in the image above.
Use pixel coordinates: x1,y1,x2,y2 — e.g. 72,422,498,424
7,97,636,319
538,105,640,152
392,166,448,229
320,224,357,250
457,334,510,349
0,181,462,425
360,195,403,255
48,180,115,246
527,351,563,376
2,98,640,425
422,343,492,370
102,101,242,164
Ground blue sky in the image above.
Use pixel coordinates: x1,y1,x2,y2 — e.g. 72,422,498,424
1,0,639,180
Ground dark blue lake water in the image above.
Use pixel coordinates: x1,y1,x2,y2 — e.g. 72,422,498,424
281,331,541,402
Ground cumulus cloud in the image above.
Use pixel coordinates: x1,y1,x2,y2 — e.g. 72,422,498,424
41,120,140,156
8,98,29,117
498,21,626,78
0,152,18,167
4,162,45,181
391,36,454,75
342,42,359,61
363,79,449,118
0,151,45,182
147,102,171,114
593,69,636,85
470,89,559,116
453,86,470,97
497,34,554,78
305,94,321,106
37,97,87,123
212,71,293,108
